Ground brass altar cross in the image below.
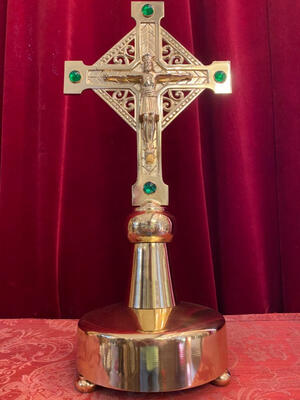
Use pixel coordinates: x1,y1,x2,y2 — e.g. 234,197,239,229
64,2,231,206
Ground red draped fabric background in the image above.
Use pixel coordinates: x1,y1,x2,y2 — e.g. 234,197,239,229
0,0,299,318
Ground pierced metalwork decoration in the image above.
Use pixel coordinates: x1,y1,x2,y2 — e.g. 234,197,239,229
161,89,202,130
161,28,202,66
110,90,135,114
108,41,135,65
95,89,137,129
95,29,136,67
162,89,187,112
64,1,231,206
162,42,189,65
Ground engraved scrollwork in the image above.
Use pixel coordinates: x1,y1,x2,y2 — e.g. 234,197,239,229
111,90,135,112
111,42,135,65
94,89,136,130
161,28,202,66
162,90,185,112
162,44,186,65
95,29,136,67
161,89,203,130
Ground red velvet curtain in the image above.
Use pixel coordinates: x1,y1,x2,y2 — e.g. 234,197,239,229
0,0,299,318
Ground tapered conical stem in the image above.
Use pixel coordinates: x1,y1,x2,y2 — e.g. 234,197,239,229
128,242,175,309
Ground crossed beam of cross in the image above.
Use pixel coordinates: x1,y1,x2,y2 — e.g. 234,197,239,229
64,2,231,206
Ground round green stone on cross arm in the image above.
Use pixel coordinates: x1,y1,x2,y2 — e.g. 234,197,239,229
69,70,81,83
214,70,227,83
142,4,154,17
143,181,157,194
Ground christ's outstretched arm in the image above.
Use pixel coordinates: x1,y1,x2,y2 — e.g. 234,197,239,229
156,73,192,83
103,74,142,83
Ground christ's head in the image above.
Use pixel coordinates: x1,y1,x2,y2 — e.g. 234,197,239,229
142,54,154,73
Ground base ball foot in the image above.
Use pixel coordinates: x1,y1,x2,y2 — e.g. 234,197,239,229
211,370,231,386
75,375,97,393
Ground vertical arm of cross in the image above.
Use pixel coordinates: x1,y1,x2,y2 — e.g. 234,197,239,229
130,2,169,206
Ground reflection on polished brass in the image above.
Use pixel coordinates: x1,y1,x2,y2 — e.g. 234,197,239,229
133,307,172,332
77,303,228,392
211,370,231,386
129,242,175,308
75,375,97,393
128,203,173,243
65,1,231,393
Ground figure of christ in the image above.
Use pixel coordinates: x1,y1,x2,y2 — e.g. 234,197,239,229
104,54,192,163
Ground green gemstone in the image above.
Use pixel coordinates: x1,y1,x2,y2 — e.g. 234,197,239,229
142,4,154,17
214,70,227,83
143,181,157,194
69,70,81,83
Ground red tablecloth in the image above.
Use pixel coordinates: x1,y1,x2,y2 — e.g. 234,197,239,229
0,314,299,399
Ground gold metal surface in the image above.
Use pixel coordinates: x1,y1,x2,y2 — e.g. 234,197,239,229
128,242,175,309
64,1,232,393
211,370,231,386
128,201,173,243
77,303,228,392
133,307,172,332
75,375,97,393
64,1,231,206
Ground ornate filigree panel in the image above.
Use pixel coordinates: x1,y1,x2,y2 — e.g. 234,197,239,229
161,89,203,130
95,29,136,66
94,89,136,130
161,28,202,66
162,40,190,65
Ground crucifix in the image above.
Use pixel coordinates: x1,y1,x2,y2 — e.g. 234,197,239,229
104,53,192,167
64,1,232,394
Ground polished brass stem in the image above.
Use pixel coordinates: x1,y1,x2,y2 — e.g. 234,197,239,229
128,242,175,309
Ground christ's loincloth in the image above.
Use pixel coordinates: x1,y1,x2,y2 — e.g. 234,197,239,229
140,95,159,122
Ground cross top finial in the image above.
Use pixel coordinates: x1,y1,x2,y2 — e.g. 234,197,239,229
64,1,231,206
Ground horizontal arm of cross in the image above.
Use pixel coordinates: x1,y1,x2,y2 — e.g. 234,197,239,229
64,60,231,95
161,61,231,94
64,61,140,94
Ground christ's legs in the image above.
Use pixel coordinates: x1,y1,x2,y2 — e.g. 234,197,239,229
141,113,157,148
148,113,156,145
140,113,160,165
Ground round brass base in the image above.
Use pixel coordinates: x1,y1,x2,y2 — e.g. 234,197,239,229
76,302,229,393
